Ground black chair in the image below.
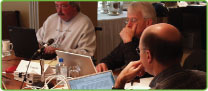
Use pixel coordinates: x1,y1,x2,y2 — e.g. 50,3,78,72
183,49,206,72
152,3,168,17
2,11,21,40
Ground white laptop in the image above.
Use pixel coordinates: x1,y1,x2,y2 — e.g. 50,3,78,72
55,50,97,77
68,70,115,89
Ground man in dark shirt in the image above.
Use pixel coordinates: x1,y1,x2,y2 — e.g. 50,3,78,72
114,23,206,89
96,2,156,72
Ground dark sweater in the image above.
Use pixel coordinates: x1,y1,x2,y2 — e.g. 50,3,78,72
100,37,140,70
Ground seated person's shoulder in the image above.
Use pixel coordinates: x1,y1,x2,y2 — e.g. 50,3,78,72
46,13,59,21
187,70,206,78
155,70,206,89
186,70,206,88
77,13,93,24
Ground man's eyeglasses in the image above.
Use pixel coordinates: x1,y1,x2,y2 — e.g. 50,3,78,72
124,18,138,24
136,47,140,56
55,4,70,9
124,18,149,24
136,47,148,56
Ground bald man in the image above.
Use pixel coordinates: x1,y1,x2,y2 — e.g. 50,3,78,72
114,23,206,89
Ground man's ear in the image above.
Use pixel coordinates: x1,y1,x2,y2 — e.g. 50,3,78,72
146,50,152,64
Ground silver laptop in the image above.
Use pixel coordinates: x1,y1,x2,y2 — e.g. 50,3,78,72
55,50,97,77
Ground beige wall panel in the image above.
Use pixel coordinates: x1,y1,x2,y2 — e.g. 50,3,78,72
38,1,56,28
80,2,97,26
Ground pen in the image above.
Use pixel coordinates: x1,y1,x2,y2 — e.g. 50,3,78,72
131,80,134,86
135,76,140,83
131,76,140,86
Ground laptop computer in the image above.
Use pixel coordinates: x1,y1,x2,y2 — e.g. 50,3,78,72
68,70,115,89
8,26,39,59
55,50,97,77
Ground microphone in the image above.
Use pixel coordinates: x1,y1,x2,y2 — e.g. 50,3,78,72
36,39,55,54
20,39,55,89
32,39,55,59
32,39,55,88
43,39,55,47
40,39,55,52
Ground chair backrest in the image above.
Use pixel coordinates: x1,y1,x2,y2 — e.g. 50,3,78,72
2,11,20,40
183,49,206,72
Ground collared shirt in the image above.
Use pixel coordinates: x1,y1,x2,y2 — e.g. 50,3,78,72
149,64,206,89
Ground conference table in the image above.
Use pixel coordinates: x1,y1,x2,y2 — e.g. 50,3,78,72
2,55,152,90
2,49,192,90
2,55,120,90
2,55,25,89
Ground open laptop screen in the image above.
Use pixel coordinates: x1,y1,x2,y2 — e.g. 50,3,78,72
68,71,115,89
9,26,39,59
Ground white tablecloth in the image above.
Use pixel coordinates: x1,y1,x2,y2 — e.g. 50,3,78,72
97,11,127,20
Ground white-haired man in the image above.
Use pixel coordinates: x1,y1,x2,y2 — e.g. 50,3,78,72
96,2,156,72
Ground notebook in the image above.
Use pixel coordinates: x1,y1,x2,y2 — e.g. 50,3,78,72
8,26,39,59
55,50,97,77
68,70,115,89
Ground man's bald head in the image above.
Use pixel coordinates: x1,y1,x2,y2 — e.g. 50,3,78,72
143,23,181,42
140,23,183,65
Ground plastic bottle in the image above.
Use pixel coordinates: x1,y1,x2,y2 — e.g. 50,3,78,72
56,58,67,85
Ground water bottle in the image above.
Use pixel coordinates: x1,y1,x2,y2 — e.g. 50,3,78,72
56,58,67,85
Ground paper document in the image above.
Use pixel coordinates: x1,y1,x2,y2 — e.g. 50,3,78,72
32,60,57,66
15,60,49,75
